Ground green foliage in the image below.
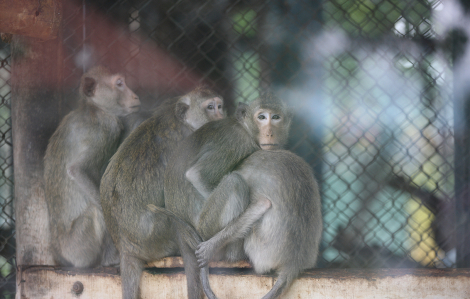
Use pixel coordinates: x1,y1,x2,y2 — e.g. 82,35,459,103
324,0,431,37
232,9,257,38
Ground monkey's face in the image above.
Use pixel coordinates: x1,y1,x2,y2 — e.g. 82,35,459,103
254,108,289,150
202,97,225,121
111,75,141,116
95,75,141,116
184,96,225,130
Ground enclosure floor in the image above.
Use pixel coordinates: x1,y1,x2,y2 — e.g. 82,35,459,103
16,259,470,299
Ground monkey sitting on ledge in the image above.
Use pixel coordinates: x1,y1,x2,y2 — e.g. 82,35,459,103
100,86,225,299
165,93,321,299
44,65,141,268
196,149,323,299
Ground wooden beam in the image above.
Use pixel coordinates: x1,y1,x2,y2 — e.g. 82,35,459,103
11,35,63,266
17,266,470,299
146,257,251,269
0,0,62,40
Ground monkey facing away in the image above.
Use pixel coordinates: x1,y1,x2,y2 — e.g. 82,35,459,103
195,149,323,299
44,65,141,268
100,87,224,299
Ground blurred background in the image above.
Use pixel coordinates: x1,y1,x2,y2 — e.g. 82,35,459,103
2,0,470,297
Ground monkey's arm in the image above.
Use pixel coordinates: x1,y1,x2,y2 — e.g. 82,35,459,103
197,172,251,238
195,197,271,267
185,152,213,199
67,150,102,208
186,139,257,199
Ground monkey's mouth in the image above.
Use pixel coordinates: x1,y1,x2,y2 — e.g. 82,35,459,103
260,144,280,150
122,105,141,116
128,105,141,112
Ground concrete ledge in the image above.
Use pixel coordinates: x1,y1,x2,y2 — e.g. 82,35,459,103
146,256,252,268
16,262,470,299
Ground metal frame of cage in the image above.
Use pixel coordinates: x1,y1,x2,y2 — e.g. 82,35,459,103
2,0,470,297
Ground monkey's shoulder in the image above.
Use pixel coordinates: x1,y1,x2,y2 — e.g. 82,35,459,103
193,117,251,143
45,113,106,151
59,106,122,131
115,112,190,162
242,150,314,178
130,107,188,138
207,116,240,129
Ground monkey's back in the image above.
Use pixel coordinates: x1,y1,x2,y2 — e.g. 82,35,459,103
236,150,323,274
43,106,123,265
100,98,190,254
44,107,122,224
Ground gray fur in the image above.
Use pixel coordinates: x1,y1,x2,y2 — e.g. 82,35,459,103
197,150,323,298
164,93,297,299
100,87,224,299
44,65,140,268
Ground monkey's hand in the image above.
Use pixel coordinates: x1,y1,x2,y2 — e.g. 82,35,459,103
196,239,217,268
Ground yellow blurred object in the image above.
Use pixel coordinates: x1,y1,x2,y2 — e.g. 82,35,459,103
406,197,439,266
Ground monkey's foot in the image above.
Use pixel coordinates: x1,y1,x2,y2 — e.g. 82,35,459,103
196,240,217,268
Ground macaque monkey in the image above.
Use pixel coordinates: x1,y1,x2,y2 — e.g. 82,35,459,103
44,65,140,267
196,150,323,299
100,87,224,299
164,93,294,297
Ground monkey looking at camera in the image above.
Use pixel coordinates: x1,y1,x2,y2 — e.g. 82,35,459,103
100,87,224,299
164,93,291,224
195,149,323,299
165,92,291,204
164,94,322,299
164,93,291,263
44,65,141,268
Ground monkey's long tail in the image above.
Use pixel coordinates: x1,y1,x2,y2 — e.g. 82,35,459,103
261,269,298,299
201,267,217,299
147,204,201,249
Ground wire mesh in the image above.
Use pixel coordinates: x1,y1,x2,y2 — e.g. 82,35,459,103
0,38,14,298
0,0,465,297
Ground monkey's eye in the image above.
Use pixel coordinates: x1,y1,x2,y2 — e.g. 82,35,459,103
116,79,124,87
272,115,280,120
207,104,214,110
258,114,266,120
218,105,222,109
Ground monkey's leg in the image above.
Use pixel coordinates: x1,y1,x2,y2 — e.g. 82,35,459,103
101,231,120,267
261,269,299,299
198,172,250,262
196,173,271,268
59,208,105,267
120,254,144,299
147,204,201,250
196,198,270,267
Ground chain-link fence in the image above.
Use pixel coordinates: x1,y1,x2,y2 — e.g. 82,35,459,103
0,38,14,298
1,0,468,297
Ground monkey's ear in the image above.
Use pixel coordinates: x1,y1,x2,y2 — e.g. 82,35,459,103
83,77,96,97
235,102,248,121
176,96,190,121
